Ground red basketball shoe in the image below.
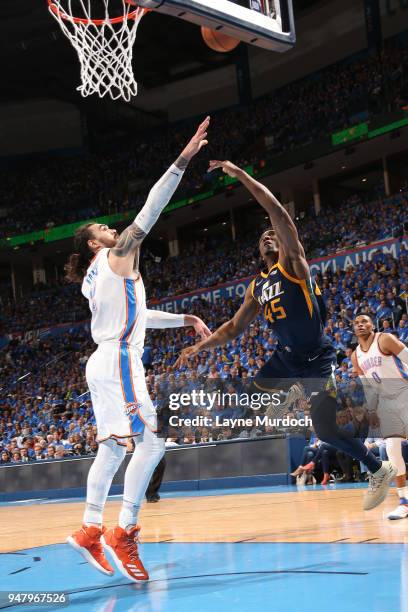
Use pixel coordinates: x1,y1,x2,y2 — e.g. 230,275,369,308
67,525,114,576
102,525,149,582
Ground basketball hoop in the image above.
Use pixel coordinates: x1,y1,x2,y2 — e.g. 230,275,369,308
47,0,149,101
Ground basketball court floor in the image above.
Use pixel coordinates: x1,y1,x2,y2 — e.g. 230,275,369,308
1,483,408,611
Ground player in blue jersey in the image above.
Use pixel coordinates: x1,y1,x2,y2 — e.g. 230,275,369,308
176,160,396,511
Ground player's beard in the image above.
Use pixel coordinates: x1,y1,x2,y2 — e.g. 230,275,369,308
264,247,279,262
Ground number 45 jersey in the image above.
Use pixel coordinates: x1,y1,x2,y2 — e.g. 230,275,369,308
251,262,327,355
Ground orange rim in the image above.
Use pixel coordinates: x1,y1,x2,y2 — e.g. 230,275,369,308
47,0,148,26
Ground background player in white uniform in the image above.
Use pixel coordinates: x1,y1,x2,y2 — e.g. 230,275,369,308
64,117,211,582
352,315,408,520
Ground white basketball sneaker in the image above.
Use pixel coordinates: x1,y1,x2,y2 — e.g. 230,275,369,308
363,461,397,511
387,500,408,520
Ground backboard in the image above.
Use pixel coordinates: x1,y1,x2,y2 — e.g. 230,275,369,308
138,0,296,52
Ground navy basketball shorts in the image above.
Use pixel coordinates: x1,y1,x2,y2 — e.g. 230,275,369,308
253,344,337,397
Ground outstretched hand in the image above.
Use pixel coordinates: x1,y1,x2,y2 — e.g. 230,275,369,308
207,160,241,177
174,344,201,370
192,317,211,340
173,315,210,369
182,116,210,161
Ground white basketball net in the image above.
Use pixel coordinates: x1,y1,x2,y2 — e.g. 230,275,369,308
48,0,147,102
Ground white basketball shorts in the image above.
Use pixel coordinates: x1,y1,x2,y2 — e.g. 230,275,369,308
86,342,157,445
378,388,408,438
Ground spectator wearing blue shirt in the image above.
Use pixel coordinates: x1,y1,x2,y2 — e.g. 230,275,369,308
341,347,353,369
376,299,392,320
220,348,233,363
214,355,224,373
338,362,351,380
397,320,408,343
381,320,394,333
187,372,202,391
326,318,339,334
196,357,208,376
255,357,265,372
329,287,341,306
352,299,363,317
347,379,365,406
228,339,240,356
338,321,353,346
220,364,231,380
333,332,347,353
366,292,379,311
240,349,252,369
341,306,354,323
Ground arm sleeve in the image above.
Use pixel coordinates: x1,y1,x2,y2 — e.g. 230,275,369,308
146,309,186,329
397,346,408,366
135,164,184,235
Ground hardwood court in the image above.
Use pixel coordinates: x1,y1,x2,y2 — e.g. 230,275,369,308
2,486,408,553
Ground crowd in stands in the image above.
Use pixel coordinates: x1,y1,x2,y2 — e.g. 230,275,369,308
0,239,407,463
0,33,408,238
1,28,408,466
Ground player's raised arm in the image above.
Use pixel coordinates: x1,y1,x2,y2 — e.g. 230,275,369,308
174,283,259,368
108,116,210,277
208,160,309,279
145,310,211,339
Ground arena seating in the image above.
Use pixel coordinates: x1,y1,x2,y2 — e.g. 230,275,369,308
0,220,406,462
1,28,408,465
2,188,407,318
0,33,407,238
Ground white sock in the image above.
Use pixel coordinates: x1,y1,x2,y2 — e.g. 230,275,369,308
119,499,140,533
385,438,406,476
84,504,104,527
83,438,126,525
119,428,165,531
397,486,408,500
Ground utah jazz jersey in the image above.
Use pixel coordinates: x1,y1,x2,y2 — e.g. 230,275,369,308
251,262,326,354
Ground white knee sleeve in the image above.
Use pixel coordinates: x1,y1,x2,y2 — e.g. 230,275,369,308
84,438,126,525
386,438,406,477
119,428,165,530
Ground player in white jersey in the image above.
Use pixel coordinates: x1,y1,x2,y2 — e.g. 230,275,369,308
64,117,211,582
352,315,408,520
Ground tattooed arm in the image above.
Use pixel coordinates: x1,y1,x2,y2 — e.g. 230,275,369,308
108,117,210,278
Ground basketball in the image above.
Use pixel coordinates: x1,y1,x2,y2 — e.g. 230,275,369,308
201,26,241,53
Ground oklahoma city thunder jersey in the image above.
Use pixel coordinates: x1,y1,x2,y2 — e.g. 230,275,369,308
356,333,408,398
251,262,326,353
81,248,147,353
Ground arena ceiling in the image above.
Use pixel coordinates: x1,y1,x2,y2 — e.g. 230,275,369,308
0,0,321,104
